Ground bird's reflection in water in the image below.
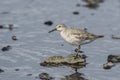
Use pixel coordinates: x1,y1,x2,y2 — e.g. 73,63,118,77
61,72,87,80
70,62,87,72
61,64,88,80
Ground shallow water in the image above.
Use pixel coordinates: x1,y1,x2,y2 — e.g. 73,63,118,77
0,0,120,80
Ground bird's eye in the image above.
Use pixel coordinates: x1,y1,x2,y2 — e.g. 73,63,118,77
58,26,61,28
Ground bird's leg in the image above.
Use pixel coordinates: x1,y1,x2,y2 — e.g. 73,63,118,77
77,45,80,55
75,45,83,53
74,45,81,58
75,45,84,53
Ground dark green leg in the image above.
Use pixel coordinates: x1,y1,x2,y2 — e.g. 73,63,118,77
75,45,84,53
74,45,81,59
77,45,80,56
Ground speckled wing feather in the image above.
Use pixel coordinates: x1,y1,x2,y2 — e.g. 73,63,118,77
68,28,93,40
69,27,103,40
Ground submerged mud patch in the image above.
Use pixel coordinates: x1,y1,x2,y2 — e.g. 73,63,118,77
40,54,86,69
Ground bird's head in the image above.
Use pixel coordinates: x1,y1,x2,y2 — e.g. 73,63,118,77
48,24,66,33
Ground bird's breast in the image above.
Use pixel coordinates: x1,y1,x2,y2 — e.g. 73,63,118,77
60,31,81,45
60,31,69,41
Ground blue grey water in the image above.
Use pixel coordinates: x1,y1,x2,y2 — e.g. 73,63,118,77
0,0,120,80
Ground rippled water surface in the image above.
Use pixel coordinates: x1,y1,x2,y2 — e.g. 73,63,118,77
0,0,120,80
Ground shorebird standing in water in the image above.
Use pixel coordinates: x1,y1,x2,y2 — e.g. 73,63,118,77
48,24,104,57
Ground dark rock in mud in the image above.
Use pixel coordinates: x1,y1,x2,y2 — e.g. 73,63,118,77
84,2,99,9
111,35,120,39
83,0,104,3
76,3,81,7
108,55,120,63
0,24,14,30
82,0,104,9
61,44,64,46
61,72,87,80
0,69,4,73
73,11,79,15
81,54,87,59
27,74,32,76
40,54,86,68
0,11,10,14
1,45,12,52
103,62,115,69
44,21,53,26
0,25,4,28
84,28,88,31
15,69,20,71
103,54,120,69
12,36,18,41
39,72,54,80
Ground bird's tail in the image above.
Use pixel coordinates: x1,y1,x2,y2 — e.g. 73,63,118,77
96,35,104,38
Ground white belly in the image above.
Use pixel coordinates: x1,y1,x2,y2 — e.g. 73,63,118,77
60,31,82,46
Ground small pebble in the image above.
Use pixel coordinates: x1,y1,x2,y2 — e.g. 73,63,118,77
82,0,99,9
15,69,20,71
0,25,4,28
103,62,115,69
85,4,98,9
81,54,87,59
0,24,14,30
61,44,64,46
73,11,79,15
0,69,4,73
44,21,53,26
12,36,18,40
35,76,39,79
111,35,120,39
1,11,10,14
108,55,120,63
27,74,32,76
1,45,12,51
76,3,81,7
84,28,88,31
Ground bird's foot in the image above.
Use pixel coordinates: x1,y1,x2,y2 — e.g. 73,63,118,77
80,51,84,53
74,48,84,53
74,54,79,59
74,53,82,59
74,54,87,59
81,54,87,59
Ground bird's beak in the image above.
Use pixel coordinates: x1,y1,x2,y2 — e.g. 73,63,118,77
48,28,57,33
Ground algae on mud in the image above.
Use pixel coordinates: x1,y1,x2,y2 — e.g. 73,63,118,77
40,54,86,68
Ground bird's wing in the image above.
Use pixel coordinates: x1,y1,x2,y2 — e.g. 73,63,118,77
70,29,90,40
